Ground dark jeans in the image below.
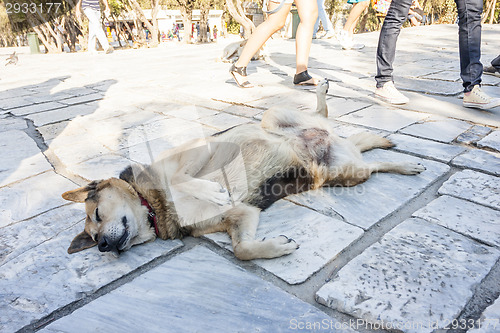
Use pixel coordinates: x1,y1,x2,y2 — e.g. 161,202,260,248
376,0,483,92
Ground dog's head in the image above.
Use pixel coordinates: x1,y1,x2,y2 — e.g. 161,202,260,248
62,178,149,256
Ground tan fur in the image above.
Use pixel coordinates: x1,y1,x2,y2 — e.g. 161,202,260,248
63,81,425,260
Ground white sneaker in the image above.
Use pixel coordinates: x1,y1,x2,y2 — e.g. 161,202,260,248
338,30,364,50
463,85,500,109
375,81,409,105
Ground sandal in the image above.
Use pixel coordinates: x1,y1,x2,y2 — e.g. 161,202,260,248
230,63,254,88
293,70,318,86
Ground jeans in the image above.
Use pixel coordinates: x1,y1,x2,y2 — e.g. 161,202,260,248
375,0,483,92
313,0,334,37
83,7,110,52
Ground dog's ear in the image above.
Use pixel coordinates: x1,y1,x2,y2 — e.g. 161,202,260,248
62,181,100,202
68,231,97,254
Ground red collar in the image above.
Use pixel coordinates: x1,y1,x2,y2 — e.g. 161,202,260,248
138,194,159,236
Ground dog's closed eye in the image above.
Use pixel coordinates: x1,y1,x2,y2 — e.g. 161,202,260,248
95,208,102,222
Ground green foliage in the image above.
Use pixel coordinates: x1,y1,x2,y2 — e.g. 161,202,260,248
226,17,240,34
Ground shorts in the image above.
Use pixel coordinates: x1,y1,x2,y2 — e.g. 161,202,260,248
347,0,368,4
269,0,294,4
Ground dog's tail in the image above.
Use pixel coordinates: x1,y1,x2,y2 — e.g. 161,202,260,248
315,79,329,118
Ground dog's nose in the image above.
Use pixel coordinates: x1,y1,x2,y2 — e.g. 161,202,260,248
98,235,118,252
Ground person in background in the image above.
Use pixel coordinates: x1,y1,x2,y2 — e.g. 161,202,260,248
338,0,369,50
76,0,114,54
374,0,500,109
229,0,318,88
484,55,500,77
313,0,335,39
213,25,218,41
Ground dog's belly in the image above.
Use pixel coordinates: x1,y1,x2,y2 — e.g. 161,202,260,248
297,128,333,165
244,128,333,210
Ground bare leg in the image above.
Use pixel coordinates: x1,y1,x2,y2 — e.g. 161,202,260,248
227,204,299,260
295,0,318,81
343,1,369,37
232,2,292,87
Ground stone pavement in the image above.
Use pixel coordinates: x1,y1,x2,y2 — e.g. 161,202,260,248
1,24,499,333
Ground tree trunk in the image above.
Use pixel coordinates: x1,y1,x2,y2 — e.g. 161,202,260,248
226,0,255,38
128,0,158,46
150,0,160,45
490,0,497,23
179,6,193,43
199,1,211,43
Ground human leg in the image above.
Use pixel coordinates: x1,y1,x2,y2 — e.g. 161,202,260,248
313,0,334,38
375,0,413,88
294,0,318,84
343,0,369,37
231,2,292,87
454,0,483,92
83,8,111,52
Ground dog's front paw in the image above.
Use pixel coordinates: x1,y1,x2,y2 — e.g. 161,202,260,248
401,162,426,175
317,79,329,95
269,235,299,257
205,182,232,206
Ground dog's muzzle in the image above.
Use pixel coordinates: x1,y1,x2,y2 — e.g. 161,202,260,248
97,217,129,254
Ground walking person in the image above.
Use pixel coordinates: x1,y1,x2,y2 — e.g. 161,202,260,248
76,0,114,54
374,0,500,109
338,0,369,50
313,0,335,39
229,0,318,88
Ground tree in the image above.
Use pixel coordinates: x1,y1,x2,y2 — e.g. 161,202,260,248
197,0,213,42
174,0,195,43
128,0,160,46
226,0,254,38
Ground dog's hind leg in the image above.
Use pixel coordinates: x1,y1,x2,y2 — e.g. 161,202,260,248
368,161,426,175
347,132,395,152
327,160,425,187
226,204,299,260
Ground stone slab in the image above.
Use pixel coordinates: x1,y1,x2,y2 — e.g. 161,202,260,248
388,133,466,163
25,91,74,104
438,170,500,210
419,70,460,82
326,98,372,118
397,76,463,96
205,200,364,284
9,101,67,116
413,195,500,247
198,112,251,130
122,127,217,165
1,96,34,110
58,92,104,105
65,154,134,181
338,105,427,132
452,149,500,176
0,217,183,333
289,149,449,229
0,171,77,227
42,246,350,333
316,218,500,333
0,130,52,187
27,103,97,127
469,297,500,333
400,117,472,143
0,116,27,132
456,125,493,145
477,130,500,152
